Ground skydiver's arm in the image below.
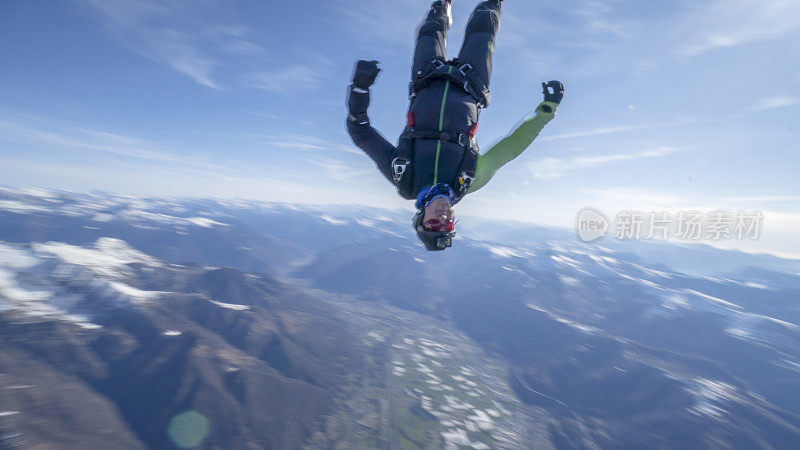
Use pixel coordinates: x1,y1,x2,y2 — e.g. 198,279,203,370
467,101,558,193
346,61,396,183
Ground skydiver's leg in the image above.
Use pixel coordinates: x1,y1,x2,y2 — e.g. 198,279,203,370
411,0,452,79
456,0,502,98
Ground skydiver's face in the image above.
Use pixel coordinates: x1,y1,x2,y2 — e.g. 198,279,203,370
422,197,454,231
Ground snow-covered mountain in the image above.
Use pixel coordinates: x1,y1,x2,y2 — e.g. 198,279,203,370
1,188,799,448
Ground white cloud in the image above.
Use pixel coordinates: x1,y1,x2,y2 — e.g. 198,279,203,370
494,0,799,80
0,112,401,208
304,157,374,184
246,53,333,93
582,186,697,211
677,0,800,57
0,118,218,170
248,64,323,93
759,211,800,234
541,124,667,142
74,0,267,89
251,112,280,120
752,96,800,111
252,132,362,156
264,134,328,151
0,153,403,209
538,103,779,143
328,0,425,46
260,134,359,155
0,112,378,201
721,195,800,203
153,28,220,89
0,114,324,195
496,0,637,78
528,147,677,179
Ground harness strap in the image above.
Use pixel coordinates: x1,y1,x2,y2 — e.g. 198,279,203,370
453,145,478,199
409,58,490,108
394,58,485,201
392,132,478,202
405,129,472,147
391,135,416,199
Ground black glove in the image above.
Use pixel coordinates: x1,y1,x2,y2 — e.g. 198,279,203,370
352,60,381,89
542,80,565,104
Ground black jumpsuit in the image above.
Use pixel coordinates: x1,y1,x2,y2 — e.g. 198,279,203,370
347,0,502,198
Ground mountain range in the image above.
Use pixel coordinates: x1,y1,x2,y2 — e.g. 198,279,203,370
1,188,799,449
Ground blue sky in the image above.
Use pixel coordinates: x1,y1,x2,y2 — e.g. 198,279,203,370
1,0,799,256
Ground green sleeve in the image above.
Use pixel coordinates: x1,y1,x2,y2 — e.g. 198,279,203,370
467,101,559,193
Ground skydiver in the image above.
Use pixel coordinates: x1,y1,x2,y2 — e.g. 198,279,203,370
347,0,564,250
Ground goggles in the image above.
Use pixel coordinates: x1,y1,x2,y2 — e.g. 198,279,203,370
424,217,454,232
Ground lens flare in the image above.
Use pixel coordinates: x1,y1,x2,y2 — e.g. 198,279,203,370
167,411,209,449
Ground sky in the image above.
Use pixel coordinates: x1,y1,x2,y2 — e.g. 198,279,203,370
0,0,799,257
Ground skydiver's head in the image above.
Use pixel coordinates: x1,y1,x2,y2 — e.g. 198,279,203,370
422,196,454,231
413,208,455,251
413,184,457,251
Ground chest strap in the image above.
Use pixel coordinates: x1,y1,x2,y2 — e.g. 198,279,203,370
409,58,490,109
405,129,473,147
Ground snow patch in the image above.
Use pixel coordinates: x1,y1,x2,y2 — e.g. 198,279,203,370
725,327,753,339
684,289,743,311
662,294,690,310
92,213,114,222
34,238,163,279
551,254,582,269
186,217,228,228
441,428,470,447
466,409,495,431
108,282,163,302
686,378,744,420
0,269,52,303
526,303,599,334
18,188,59,200
486,245,522,258
0,200,51,214
319,214,346,225
558,275,582,287
0,253,102,329
209,299,250,311
0,244,41,269
76,321,103,330
355,218,376,227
